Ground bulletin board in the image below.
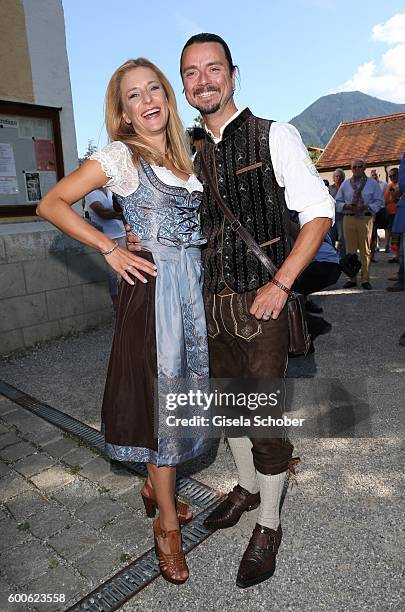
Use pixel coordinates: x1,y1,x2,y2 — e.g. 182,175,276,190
0,101,64,217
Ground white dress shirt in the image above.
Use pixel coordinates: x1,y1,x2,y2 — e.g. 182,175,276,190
335,177,384,215
206,107,335,227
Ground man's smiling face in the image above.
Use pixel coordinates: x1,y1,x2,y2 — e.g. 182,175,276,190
181,42,235,116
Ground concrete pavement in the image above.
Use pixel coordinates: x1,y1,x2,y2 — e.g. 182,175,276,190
0,251,404,611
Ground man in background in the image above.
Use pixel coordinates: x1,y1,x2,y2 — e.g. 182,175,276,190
370,169,388,196
336,159,383,290
85,187,125,311
370,169,388,259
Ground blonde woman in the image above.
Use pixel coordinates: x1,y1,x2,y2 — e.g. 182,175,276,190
37,58,210,584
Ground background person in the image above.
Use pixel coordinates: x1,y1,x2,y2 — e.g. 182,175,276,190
370,169,388,195
335,158,383,290
187,125,206,155
387,157,405,294
85,187,125,311
291,220,341,335
385,167,401,262
370,169,388,260
329,169,346,259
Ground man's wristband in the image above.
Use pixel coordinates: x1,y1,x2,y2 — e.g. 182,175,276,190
270,277,292,296
100,241,118,256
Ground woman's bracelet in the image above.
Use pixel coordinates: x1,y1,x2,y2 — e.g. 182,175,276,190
270,277,292,296
100,241,119,256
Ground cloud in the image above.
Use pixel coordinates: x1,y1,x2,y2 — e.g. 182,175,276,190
334,13,405,103
372,13,405,44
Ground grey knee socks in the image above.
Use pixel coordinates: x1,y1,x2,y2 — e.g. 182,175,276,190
227,437,259,494
256,470,286,530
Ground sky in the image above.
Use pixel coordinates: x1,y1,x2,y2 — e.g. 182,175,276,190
61,0,405,157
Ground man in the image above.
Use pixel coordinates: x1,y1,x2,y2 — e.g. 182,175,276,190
370,169,388,195
292,219,341,340
127,33,334,587
329,168,346,259
335,159,383,290
85,187,125,311
181,33,335,587
370,169,388,259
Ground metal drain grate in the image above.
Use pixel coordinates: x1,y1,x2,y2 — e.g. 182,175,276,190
67,503,222,612
0,379,225,609
0,380,222,509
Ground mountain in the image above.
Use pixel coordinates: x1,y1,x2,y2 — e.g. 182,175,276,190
289,91,405,147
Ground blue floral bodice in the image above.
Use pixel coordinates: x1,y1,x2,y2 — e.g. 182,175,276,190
116,159,205,247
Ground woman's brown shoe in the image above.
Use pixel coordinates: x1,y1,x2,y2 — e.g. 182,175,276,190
153,517,189,584
141,480,192,524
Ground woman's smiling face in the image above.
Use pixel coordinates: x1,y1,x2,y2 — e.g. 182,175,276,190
120,66,169,138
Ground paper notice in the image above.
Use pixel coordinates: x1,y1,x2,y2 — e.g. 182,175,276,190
0,143,17,177
34,139,56,171
0,176,19,195
0,116,18,129
25,172,42,202
18,118,52,140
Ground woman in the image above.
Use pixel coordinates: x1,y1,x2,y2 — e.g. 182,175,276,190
37,58,211,585
384,167,401,260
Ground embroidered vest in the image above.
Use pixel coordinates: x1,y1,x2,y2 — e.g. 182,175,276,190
194,108,290,294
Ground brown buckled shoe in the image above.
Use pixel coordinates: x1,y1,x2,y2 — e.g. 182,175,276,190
203,484,260,530
236,523,282,588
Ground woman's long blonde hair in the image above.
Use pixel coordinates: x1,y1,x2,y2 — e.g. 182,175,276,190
105,57,192,174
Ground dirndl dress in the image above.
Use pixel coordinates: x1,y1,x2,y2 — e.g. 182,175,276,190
90,143,211,466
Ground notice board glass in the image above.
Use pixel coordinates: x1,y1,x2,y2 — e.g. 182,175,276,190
0,101,64,218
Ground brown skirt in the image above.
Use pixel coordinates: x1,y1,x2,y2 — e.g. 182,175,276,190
101,252,158,455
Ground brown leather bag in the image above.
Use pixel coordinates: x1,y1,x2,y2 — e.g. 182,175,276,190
199,152,311,356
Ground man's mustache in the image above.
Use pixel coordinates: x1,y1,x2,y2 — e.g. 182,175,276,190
192,86,219,96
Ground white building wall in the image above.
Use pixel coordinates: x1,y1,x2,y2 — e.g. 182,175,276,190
22,0,78,175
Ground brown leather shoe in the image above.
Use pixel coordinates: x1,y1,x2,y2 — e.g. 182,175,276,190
236,523,282,588
153,517,189,584
203,484,260,530
141,479,192,524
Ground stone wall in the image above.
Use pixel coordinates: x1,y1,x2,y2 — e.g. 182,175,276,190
0,222,112,355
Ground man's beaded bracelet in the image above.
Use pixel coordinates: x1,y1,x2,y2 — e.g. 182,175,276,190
100,241,118,256
270,277,292,296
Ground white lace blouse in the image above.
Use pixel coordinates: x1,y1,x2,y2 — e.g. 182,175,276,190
90,141,203,197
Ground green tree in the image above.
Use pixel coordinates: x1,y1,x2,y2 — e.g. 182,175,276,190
192,114,205,128
79,139,98,166
307,145,323,165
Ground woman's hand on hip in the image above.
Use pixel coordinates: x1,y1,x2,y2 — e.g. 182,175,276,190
104,246,157,285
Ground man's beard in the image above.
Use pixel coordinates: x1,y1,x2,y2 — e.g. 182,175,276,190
194,101,221,115
191,86,221,116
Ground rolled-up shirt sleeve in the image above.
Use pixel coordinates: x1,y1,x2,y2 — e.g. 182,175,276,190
269,122,335,226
